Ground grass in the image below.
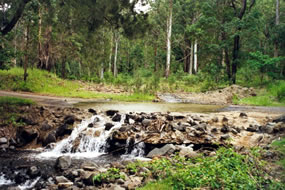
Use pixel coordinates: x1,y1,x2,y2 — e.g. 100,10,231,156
233,80,285,106
0,68,155,101
272,137,285,170
0,96,34,106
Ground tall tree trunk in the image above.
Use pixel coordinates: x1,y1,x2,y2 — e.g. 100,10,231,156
194,40,198,74
100,62,104,80
24,24,29,81
165,0,173,78
190,41,193,75
274,0,280,57
38,5,42,68
232,34,240,84
113,31,119,77
109,32,113,72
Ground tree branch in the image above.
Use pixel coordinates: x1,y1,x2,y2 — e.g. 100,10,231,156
1,0,32,36
238,0,247,19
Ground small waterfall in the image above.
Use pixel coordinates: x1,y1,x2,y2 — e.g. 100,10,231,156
39,114,126,158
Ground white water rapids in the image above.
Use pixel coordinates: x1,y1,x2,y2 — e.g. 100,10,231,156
38,113,146,159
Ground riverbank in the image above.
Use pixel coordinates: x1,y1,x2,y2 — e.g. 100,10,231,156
0,98,284,189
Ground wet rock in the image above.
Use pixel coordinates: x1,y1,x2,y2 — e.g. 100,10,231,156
56,156,71,170
273,115,285,123
246,124,258,132
105,123,115,131
28,166,40,178
16,127,38,146
43,132,56,146
239,112,248,118
40,122,52,131
220,134,230,141
87,123,94,128
88,108,97,115
166,115,174,121
112,114,122,122
0,137,8,144
106,110,119,117
146,144,176,158
64,115,76,125
231,129,238,135
142,119,151,127
221,125,230,133
55,176,71,184
15,170,30,184
129,118,135,124
56,124,73,137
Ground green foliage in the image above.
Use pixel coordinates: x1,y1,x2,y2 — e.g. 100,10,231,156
93,167,125,184
138,148,284,190
0,96,34,106
272,138,285,170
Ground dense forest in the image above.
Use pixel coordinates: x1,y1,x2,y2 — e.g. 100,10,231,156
0,0,285,98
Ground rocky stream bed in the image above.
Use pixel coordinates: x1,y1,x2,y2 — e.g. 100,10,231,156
0,104,284,190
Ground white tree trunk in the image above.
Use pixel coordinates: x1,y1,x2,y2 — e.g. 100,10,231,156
165,0,173,78
189,41,193,75
100,62,104,80
274,0,280,57
113,31,119,77
194,40,198,73
109,32,113,72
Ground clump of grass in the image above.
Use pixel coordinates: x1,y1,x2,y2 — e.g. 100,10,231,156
136,148,284,190
0,96,34,106
272,138,285,169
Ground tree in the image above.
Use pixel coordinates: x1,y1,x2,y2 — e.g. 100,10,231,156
165,0,173,78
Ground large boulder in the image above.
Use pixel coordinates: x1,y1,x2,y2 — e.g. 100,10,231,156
0,137,8,145
16,127,38,146
64,115,76,125
106,110,119,117
56,124,73,137
42,132,56,146
273,115,285,123
105,123,115,131
112,114,122,122
146,144,176,158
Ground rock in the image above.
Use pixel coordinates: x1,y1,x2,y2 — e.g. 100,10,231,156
231,129,238,135
88,108,97,115
124,176,143,190
81,162,98,171
43,132,56,146
56,124,73,137
40,122,52,131
212,117,219,122
194,123,207,131
220,134,230,141
222,117,228,123
110,185,126,190
112,114,122,122
56,156,71,170
116,179,125,185
105,123,114,131
173,114,186,120
273,123,285,133
55,176,71,184
16,116,37,125
172,123,185,131
239,112,248,118
192,115,202,121
166,115,174,121
246,124,258,132
273,115,285,123
129,119,135,124
259,125,273,134
58,182,74,189
211,128,218,133
64,115,76,125
106,110,119,117
146,144,176,158
178,146,198,158
87,123,94,128
142,119,151,127
16,127,38,146
221,125,230,133
0,137,8,144
27,166,40,178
